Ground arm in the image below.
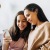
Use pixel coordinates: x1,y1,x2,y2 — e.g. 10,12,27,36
44,22,50,40
39,22,50,50
2,33,12,50
2,38,10,50
40,41,50,50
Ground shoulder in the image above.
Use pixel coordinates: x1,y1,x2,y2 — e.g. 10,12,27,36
43,21,50,32
44,21,50,29
44,22,50,38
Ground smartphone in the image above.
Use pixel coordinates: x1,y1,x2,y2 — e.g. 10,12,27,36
3,29,11,39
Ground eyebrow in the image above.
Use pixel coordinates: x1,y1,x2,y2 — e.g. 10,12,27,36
17,18,26,21
23,18,27,20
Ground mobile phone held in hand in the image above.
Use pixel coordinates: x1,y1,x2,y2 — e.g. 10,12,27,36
3,29,11,39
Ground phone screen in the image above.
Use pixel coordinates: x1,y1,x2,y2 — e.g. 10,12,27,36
3,29,11,39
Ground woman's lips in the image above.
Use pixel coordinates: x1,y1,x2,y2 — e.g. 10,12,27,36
19,26,25,28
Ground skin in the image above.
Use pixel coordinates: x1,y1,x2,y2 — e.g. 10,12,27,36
17,14,27,32
24,9,43,26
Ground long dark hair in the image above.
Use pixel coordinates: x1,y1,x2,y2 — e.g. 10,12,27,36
9,11,31,41
24,3,49,22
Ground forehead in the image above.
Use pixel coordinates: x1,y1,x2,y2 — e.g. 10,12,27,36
17,15,26,20
24,9,31,14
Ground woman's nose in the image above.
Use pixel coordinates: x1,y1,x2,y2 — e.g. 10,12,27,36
20,22,23,25
27,17,30,22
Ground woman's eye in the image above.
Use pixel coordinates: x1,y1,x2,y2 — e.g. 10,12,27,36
18,20,20,22
22,20,26,22
26,14,30,17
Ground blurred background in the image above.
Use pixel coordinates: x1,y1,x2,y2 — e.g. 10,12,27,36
0,0,50,49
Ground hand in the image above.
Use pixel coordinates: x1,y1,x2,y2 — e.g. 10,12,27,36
3,33,12,43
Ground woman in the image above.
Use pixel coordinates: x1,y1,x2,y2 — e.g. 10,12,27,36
24,3,50,50
2,11,31,50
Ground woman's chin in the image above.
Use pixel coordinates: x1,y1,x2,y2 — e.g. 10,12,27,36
20,28,25,31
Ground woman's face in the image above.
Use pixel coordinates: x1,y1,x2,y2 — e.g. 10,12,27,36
24,9,38,25
17,14,27,31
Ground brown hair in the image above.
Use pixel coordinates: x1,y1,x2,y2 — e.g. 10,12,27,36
9,11,31,41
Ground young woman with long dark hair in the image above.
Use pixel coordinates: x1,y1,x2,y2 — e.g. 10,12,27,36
2,11,31,50
24,3,50,50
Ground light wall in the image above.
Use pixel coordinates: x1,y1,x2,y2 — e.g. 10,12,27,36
0,0,50,32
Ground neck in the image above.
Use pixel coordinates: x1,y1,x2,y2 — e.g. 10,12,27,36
20,30,23,34
36,20,43,26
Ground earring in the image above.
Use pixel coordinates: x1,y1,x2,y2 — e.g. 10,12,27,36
31,24,33,30
31,25,36,30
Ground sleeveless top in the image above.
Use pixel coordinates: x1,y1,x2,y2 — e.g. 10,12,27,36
8,38,25,50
